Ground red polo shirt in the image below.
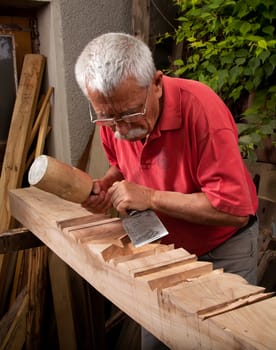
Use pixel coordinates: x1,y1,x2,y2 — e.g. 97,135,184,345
100,76,258,256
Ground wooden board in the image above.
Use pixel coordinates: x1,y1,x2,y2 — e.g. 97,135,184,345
0,54,45,233
244,160,276,201
48,252,78,350
0,287,28,350
0,228,43,253
9,186,276,349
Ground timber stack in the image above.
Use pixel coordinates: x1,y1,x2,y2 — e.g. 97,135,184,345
0,54,53,349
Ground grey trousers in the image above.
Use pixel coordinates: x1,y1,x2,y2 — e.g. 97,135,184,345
198,219,259,285
141,219,259,349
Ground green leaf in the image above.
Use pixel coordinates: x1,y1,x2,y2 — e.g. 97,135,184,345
257,39,268,50
229,85,244,101
235,49,248,57
267,40,276,47
251,91,267,109
262,26,275,36
220,55,234,65
259,50,271,63
174,67,187,76
252,66,263,89
250,133,262,143
240,22,251,35
264,62,274,77
217,69,229,89
235,57,246,65
243,67,252,76
239,135,253,145
248,57,260,74
207,63,217,73
192,41,207,48
229,66,242,84
244,81,254,92
173,59,184,66
268,85,276,93
187,36,196,42
269,54,276,69
208,2,221,9
242,113,260,123
217,40,228,48
235,2,251,19
246,35,265,42
209,36,217,42
198,72,207,83
260,124,274,135
237,123,251,134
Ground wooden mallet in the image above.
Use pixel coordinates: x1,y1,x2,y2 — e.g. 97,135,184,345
28,155,93,203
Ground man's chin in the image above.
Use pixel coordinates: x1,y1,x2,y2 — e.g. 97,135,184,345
114,129,148,141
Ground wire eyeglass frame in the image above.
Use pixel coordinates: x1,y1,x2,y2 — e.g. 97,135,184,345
88,87,149,126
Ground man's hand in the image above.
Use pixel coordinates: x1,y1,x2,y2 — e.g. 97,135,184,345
81,179,112,213
108,180,154,215
81,166,125,214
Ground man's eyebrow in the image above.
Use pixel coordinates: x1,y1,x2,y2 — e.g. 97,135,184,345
96,103,143,117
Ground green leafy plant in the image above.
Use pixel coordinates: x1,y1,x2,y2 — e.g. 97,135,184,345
158,0,276,160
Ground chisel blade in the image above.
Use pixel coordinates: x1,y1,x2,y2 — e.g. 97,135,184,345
122,210,168,247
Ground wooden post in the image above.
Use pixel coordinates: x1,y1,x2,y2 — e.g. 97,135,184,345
132,0,150,43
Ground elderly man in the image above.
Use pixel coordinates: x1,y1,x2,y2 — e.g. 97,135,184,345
75,32,258,349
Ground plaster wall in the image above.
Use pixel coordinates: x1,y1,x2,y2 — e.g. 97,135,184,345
36,0,132,166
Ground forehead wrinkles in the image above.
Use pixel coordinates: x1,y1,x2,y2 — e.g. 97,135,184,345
94,96,128,116
100,92,143,114
103,96,124,114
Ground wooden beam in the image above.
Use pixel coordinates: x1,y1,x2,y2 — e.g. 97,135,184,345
48,252,78,350
0,228,43,253
9,187,276,349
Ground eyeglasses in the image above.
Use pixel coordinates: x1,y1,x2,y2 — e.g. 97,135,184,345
89,87,149,126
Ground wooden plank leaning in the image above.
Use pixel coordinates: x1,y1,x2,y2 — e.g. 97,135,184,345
0,54,45,319
0,54,45,234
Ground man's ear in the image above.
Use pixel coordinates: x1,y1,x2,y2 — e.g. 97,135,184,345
152,70,163,98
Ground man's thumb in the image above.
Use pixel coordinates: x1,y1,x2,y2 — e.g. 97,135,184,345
92,181,101,195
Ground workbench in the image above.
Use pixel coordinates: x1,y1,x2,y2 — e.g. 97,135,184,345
9,186,276,349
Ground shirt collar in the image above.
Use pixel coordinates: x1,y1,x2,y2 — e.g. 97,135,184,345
155,75,182,132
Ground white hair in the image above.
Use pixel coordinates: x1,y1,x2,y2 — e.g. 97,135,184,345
75,32,156,97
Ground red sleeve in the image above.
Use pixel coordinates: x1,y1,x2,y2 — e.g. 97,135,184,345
198,128,258,216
